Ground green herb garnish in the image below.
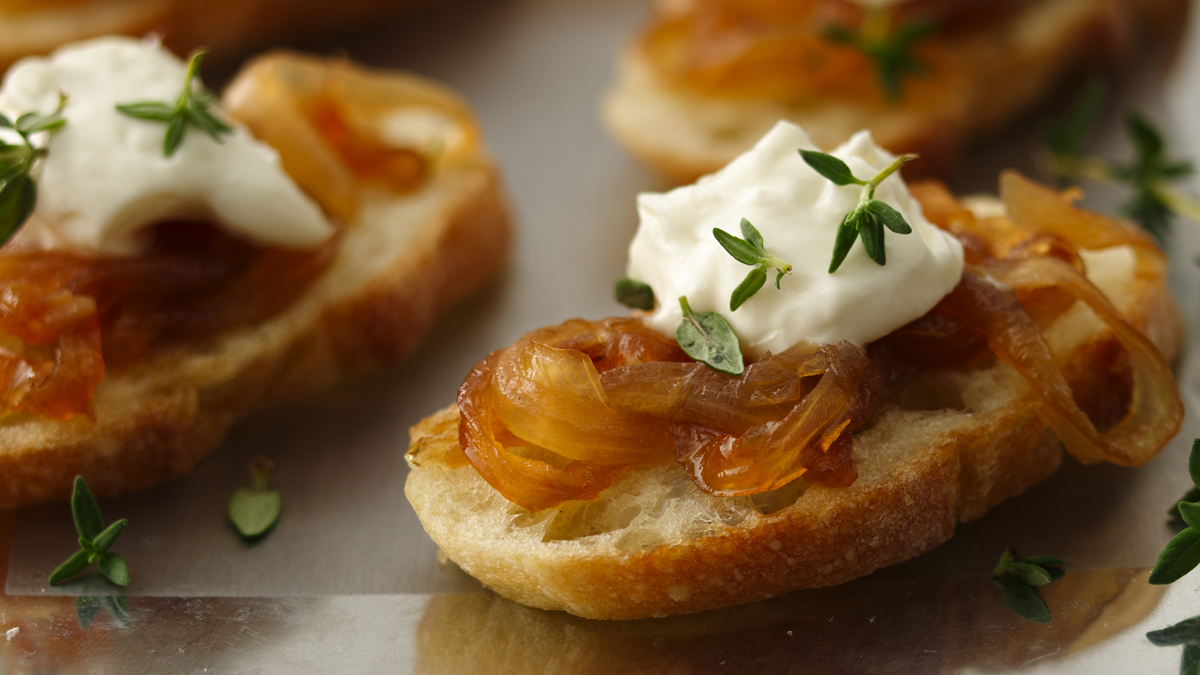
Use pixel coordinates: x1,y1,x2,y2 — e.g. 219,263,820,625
0,93,67,247
713,218,792,311
614,277,656,311
48,476,131,587
116,51,232,158
676,296,743,376
1147,615,1200,675
800,149,917,272
1152,439,1200,585
1046,89,1199,242
992,547,1064,624
228,458,282,540
824,8,934,101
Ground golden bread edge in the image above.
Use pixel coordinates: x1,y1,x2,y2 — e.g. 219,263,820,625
0,91,512,507
404,251,1179,621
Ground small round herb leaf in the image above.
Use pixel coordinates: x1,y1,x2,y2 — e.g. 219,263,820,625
1022,555,1065,582
91,518,128,555
739,218,765,250
828,214,860,273
614,278,655,311
676,296,744,376
228,488,282,539
866,199,912,234
48,549,91,586
994,576,1051,624
114,102,176,121
859,212,885,265
730,267,767,311
998,561,1053,587
1147,617,1200,646
70,475,104,541
1171,486,1200,524
98,552,131,586
1150,527,1200,585
1179,502,1200,531
713,227,762,266
799,150,863,186
1128,114,1164,159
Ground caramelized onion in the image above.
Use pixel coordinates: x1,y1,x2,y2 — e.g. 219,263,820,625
665,342,877,494
934,264,1181,467
490,325,677,466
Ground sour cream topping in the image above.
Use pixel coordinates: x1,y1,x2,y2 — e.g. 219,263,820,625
0,36,333,256
627,121,964,358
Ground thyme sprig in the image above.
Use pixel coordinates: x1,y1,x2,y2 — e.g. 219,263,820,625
116,51,232,157
713,218,792,310
0,93,67,246
1047,88,1197,242
824,8,935,101
992,547,1065,624
800,149,917,272
1152,439,1200,585
48,476,131,587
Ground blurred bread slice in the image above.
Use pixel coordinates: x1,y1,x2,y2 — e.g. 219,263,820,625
604,0,1190,183
0,52,511,508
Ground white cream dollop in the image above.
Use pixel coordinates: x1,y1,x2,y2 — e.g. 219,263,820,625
627,121,964,358
0,36,333,256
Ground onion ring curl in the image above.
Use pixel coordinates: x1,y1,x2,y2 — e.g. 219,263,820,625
457,318,686,512
602,341,879,495
932,263,1181,468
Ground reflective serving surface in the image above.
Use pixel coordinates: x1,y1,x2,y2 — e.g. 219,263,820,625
4,0,1200,672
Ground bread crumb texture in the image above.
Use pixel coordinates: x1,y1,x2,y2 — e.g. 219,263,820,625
406,238,1179,620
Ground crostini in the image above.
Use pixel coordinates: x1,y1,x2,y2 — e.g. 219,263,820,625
604,0,1190,183
405,121,1181,620
0,37,511,508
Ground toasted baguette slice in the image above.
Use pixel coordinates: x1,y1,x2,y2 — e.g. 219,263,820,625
0,52,512,509
603,0,1189,183
405,200,1178,621
0,0,427,72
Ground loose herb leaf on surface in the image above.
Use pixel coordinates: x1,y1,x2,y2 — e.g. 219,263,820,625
676,296,744,376
800,150,918,272
614,277,656,311
992,547,1064,624
48,476,131,587
713,218,792,310
116,51,233,157
1153,439,1200,585
229,458,282,540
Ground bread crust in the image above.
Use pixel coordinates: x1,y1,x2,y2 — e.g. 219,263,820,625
405,237,1178,620
0,54,512,508
603,0,1191,183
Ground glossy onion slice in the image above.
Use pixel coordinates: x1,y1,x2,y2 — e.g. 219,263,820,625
458,318,687,511
1000,171,1163,258
0,256,103,419
935,264,1182,467
601,341,878,495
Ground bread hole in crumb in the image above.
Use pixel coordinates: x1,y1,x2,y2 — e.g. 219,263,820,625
750,477,810,515
541,498,643,543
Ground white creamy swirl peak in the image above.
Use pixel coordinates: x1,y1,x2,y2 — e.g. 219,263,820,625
0,36,333,256
626,121,964,358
